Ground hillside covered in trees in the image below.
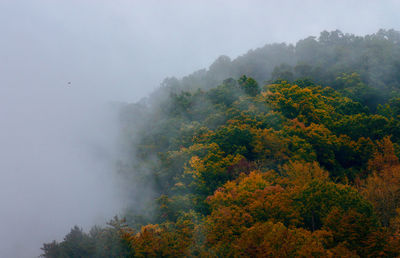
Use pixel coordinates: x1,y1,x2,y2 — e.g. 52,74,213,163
42,30,400,257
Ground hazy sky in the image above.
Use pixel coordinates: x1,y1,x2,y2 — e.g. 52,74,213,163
1,0,400,257
1,0,399,102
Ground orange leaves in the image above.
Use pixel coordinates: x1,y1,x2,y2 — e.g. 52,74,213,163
251,127,290,164
367,136,399,172
122,224,164,257
188,156,204,179
122,214,201,258
207,171,301,228
234,222,332,257
280,160,329,187
206,219,355,257
322,208,377,255
206,206,253,244
122,79,400,257
360,137,400,228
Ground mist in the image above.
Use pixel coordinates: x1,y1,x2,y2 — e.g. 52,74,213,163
1,0,400,257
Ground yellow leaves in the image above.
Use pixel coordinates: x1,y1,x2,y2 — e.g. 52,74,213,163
141,224,162,235
361,167,400,228
207,171,269,207
232,154,245,164
189,156,203,174
360,137,400,228
265,82,341,126
207,206,254,237
121,224,164,257
238,171,269,192
367,136,399,172
234,221,332,257
180,141,250,198
206,170,301,227
122,220,200,257
280,160,329,187
206,219,351,258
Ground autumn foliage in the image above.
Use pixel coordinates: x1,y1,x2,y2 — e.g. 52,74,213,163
119,78,400,257
43,30,400,257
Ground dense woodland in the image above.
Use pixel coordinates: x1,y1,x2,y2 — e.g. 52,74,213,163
42,30,400,257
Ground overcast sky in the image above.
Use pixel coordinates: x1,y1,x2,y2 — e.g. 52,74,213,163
1,1,400,257
1,0,399,102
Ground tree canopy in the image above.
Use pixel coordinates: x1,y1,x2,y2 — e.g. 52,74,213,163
42,29,400,257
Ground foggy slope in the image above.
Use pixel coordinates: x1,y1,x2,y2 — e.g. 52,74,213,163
1,0,400,257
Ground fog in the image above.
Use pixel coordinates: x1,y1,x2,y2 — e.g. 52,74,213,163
0,0,399,257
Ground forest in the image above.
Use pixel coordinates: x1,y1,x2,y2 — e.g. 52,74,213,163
42,29,400,257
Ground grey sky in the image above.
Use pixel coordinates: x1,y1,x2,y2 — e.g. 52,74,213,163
1,0,399,102
0,0,399,257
